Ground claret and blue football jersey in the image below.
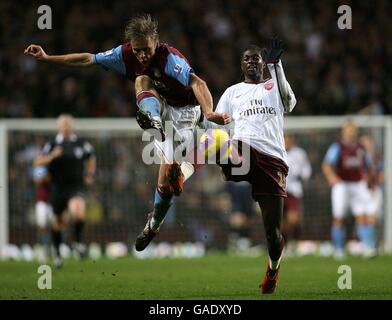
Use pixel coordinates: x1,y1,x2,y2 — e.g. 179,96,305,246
94,43,197,107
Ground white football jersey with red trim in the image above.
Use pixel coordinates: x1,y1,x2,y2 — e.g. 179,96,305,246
215,60,296,162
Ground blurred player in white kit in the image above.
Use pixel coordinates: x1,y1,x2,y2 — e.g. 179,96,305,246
32,165,53,261
283,134,311,255
360,135,383,257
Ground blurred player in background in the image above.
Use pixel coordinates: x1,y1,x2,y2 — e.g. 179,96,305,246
32,165,53,261
214,39,296,293
322,121,372,260
35,114,96,268
360,135,384,257
24,14,229,252
226,181,254,252
283,133,311,256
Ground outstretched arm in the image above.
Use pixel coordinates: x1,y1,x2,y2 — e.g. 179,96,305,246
268,60,296,113
190,73,231,125
24,44,94,67
263,38,297,113
34,146,63,167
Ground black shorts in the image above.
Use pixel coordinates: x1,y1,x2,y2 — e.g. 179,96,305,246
50,185,85,215
219,140,289,201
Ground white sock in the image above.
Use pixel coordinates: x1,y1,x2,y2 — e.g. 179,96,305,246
180,162,195,182
152,115,162,122
150,217,164,231
269,252,283,270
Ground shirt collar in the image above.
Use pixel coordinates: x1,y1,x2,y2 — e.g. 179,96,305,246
55,133,77,143
243,79,267,84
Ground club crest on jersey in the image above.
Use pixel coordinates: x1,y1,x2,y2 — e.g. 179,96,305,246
102,49,114,56
264,82,274,90
74,147,83,159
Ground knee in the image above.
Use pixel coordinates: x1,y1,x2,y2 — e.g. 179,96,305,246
367,215,377,225
52,215,67,230
135,75,153,91
157,184,173,197
287,212,300,225
68,197,86,220
265,226,281,243
333,218,344,227
356,215,367,225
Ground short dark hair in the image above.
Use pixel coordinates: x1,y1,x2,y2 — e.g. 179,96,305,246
242,45,263,58
124,14,159,42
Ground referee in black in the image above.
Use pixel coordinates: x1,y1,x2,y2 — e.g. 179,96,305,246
35,114,96,268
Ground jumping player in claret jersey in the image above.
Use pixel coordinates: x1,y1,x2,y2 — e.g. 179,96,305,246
24,14,230,252
212,39,297,294
322,121,373,259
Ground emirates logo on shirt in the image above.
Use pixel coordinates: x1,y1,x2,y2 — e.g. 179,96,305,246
239,106,276,117
264,82,274,90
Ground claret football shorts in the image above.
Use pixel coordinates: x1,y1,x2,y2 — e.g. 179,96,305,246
219,140,289,200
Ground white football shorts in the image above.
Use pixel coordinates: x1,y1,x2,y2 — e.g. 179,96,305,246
154,104,201,164
331,180,372,219
365,186,383,217
35,201,54,228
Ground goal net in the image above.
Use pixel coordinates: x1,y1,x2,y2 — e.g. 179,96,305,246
1,116,391,258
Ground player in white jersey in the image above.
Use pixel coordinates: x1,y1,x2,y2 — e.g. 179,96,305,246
215,39,296,294
283,134,311,255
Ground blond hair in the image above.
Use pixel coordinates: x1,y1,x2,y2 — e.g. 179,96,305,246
124,14,159,42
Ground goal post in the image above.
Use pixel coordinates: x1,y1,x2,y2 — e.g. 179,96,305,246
284,115,392,253
0,115,391,257
0,123,8,259
384,118,392,253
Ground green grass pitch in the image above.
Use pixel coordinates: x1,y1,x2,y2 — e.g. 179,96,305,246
0,254,391,300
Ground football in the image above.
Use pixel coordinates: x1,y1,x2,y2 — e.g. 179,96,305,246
199,128,231,163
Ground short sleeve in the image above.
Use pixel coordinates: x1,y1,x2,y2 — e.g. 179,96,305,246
323,143,341,165
93,45,126,76
164,53,193,86
83,141,95,159
201,88,233,130
216,88,232,115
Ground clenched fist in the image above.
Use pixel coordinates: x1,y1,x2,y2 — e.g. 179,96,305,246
206,112,231,125
24,44,48,60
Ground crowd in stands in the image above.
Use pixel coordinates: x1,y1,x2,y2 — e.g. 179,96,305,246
1,0,390,118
